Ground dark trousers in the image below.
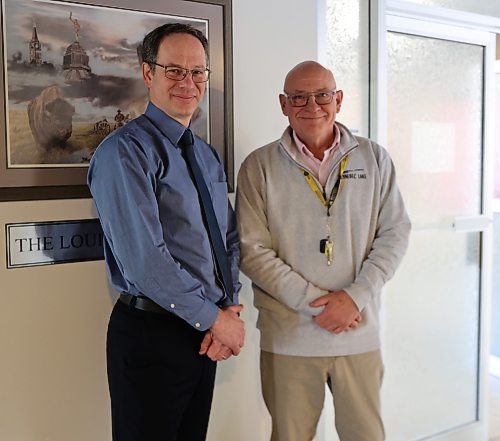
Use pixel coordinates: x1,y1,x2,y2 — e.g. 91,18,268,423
107,299,216,441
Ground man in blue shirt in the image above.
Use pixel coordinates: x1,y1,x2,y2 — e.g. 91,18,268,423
88,23,245,441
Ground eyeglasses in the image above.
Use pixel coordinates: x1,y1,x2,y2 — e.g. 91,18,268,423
283,90,337,107
148,62,211,83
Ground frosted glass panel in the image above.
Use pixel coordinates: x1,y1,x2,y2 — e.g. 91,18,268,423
386,33,482,227
492,213,500,357
325,0,369,136
384,31,483,440
383,231,480,440
401,0,500,18
495,73,500,199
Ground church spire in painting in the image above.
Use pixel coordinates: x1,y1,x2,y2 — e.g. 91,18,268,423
29,19,42,65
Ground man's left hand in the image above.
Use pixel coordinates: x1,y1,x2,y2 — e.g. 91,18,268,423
200,303,244,361
199,332,233,361
309,290,362,333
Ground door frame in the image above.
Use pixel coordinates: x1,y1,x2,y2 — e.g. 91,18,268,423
378,6,495,441
491,62,500,380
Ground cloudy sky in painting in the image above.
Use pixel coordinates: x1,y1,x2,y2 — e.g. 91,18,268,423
3,0,208,122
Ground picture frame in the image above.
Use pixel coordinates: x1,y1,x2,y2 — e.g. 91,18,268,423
0,0,234,201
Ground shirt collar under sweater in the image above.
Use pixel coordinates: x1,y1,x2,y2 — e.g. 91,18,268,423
291,125,341,186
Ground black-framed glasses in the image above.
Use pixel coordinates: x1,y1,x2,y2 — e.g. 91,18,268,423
148,62,211,83
283,90,337,107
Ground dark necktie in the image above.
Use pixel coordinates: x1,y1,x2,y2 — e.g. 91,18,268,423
179,129,234,303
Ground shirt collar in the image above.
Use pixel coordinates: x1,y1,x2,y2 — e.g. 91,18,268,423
292,123,341,160
144,101,191,147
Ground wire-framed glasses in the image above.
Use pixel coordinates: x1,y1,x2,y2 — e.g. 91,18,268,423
283,90,337,107
148,62,211,83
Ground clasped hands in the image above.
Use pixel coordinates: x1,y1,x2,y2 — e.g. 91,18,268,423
198,290,360,360
309,290,362,334
199,304,245,362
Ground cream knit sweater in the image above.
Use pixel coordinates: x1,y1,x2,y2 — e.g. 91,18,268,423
236,123,411,356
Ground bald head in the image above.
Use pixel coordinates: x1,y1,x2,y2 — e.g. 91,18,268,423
284,61,336,93
279,60,343,156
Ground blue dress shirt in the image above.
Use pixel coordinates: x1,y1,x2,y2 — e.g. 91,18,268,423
88,102,240,330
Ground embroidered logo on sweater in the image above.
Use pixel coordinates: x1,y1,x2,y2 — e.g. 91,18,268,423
341,168,367,179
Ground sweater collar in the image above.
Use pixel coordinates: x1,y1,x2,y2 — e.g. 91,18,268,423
280,121,359,163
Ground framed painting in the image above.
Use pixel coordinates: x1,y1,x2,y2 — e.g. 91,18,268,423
0,0,233,200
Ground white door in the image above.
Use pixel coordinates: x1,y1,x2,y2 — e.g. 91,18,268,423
381,14,494,441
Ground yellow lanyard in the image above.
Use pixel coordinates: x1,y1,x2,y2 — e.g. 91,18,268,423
303,156,348,215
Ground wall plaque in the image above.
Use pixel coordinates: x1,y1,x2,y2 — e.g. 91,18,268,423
6,219,104,268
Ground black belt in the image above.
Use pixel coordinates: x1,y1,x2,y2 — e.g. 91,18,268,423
119,294,172,316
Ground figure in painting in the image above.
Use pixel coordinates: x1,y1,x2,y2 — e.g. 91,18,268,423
114,109,125,129
69,12,80,42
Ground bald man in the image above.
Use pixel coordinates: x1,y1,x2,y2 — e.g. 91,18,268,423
236,61,410,441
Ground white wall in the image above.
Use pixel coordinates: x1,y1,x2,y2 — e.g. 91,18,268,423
0,1,321,441
208,1,321,440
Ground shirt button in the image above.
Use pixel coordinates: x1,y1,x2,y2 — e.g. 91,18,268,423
170,304,175,308
195,323,201,328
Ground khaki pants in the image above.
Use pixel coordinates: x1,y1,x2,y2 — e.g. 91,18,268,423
260,350,385,441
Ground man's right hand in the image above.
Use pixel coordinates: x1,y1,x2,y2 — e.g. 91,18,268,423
309,290,362,334
210,304,245,355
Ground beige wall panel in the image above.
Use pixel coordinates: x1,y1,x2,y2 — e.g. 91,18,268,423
0,199,112,440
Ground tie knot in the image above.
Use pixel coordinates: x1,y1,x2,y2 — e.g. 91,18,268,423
179,129,194,150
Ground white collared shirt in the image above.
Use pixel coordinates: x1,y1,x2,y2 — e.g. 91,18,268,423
291,125,341,186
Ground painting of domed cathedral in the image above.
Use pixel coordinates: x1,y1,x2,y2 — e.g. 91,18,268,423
1,0,210,168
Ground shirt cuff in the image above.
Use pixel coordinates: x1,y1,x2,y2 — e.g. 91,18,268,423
187,298,220,331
